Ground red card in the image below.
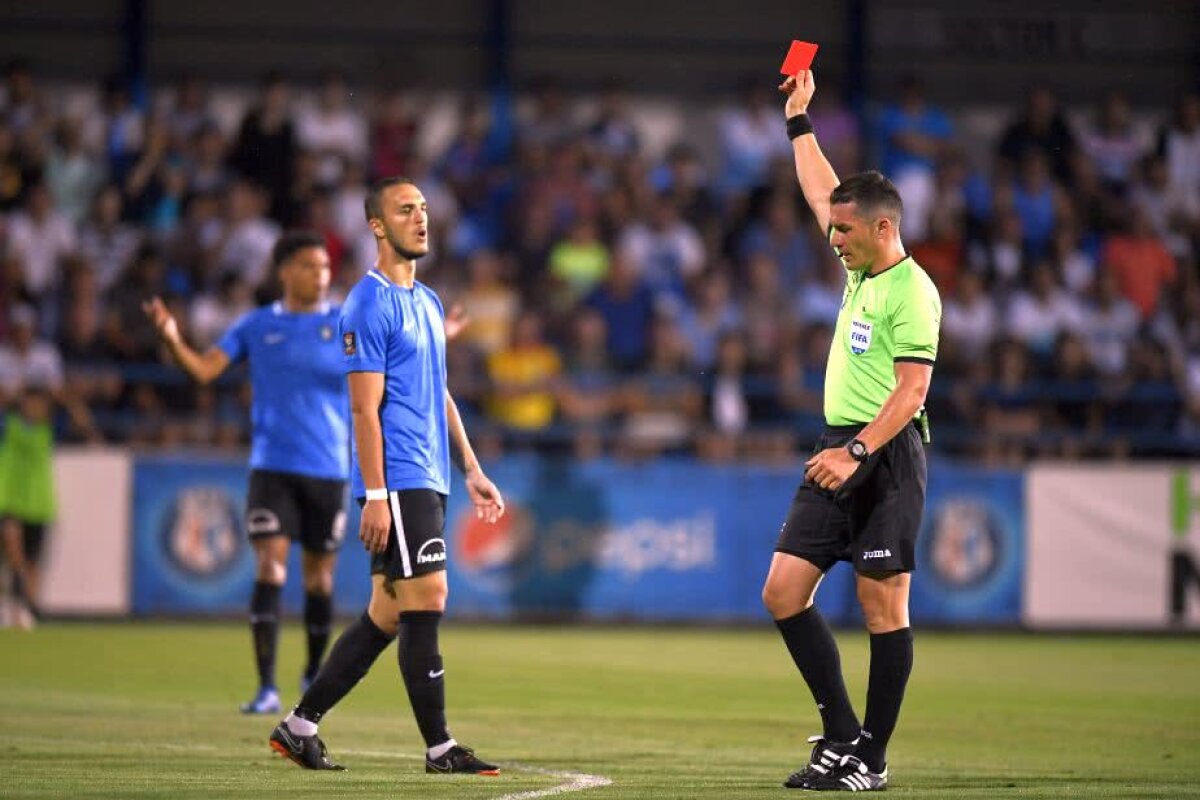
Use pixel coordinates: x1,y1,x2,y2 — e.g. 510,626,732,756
780,40,819,75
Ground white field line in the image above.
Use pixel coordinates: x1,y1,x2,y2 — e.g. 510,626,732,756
5,735,612,798
341,749,612,799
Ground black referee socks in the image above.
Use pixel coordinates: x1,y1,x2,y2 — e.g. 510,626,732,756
398,611,451,748
249,581,282,689
856,627,914,773
295,611,394,723
775,606,861,743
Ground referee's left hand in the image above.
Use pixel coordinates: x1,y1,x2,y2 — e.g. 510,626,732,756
804,447,860,492
465,469,506,524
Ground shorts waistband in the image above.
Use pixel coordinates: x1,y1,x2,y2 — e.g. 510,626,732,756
823,421,919,436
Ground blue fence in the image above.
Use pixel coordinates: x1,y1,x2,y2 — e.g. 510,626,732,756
131,454,1023,624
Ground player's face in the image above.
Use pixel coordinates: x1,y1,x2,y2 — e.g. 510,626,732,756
828,202,880,272
376,184,429,260
280,246,331,304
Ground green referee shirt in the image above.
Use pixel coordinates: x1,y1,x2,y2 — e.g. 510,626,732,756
824,255,942,426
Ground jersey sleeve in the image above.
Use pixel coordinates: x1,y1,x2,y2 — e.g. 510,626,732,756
215,311,253,364
340,289,392,373
890,275,941,364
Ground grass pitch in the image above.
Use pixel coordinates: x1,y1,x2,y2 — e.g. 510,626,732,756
1,623,1197,798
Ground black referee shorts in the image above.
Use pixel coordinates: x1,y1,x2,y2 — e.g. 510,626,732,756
776,422,926,573
246,469,348,554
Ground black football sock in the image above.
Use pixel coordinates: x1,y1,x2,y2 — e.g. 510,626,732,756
855,627,914,773
304,591,334,679
775,606,861,743
398,611,451,748
294,611,394,723
250,581,282,689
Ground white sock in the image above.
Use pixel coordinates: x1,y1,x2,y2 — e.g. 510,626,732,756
427,738,457,760
284,712,318,737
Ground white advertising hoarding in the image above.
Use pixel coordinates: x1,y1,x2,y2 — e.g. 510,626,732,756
40,448,132,615
1025,464,1200,630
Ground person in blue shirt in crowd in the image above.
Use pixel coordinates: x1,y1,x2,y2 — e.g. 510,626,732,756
268,177,506,776
143,231,348,715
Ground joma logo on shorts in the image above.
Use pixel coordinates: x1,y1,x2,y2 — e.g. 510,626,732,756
863,549,892,559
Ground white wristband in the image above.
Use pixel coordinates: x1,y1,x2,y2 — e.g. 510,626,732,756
364,488,388,501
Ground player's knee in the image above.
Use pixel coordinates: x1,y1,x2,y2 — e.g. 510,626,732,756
762,577,806,618
255,557,286,584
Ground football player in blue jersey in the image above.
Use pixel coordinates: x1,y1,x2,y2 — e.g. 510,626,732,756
144,231,349,714
267,177,506,775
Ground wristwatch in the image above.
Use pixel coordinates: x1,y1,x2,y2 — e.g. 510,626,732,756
847,438,870,463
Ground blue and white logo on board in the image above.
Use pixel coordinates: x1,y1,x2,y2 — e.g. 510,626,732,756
850,318,873,354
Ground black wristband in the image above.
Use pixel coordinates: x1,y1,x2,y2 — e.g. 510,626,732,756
786,113,814,140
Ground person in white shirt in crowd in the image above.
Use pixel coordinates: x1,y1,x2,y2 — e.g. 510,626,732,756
212,180,281,290
77,184,143,293
295,71,368,187
6,181,76,302
941,270,999,367
617,195,704,310
1005,263,1085,359
1076,267,1141,377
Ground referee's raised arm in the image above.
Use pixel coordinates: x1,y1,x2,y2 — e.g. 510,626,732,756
779,70,840,234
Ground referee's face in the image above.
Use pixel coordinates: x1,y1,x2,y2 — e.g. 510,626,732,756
828,202,877,272
377,183,430,261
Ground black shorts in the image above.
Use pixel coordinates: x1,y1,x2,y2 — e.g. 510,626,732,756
246,469,348,554
2,518,48,565
776,422,926,573
362,489,448,582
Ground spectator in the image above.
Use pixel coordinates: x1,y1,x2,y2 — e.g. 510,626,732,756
211,180,280,289
557,309,620,459
876,75,953,241
716,78,790,198
370,89,419,180
584,250,656,371
6,181,76,302
456,249,519,357
1005,263,1085,359
548,216,610,302
1077,268,1141,377
45,117,105,225
485,309,563,432
229,72,296,222
1081,90,1144,195
1157,92,1200,233
295,70,367,186
617,194,704,307
675,268,743,371
941,270,999,370
1100,205,1178,319
77,184,142,293
617,315,702,458
997,85,1078,186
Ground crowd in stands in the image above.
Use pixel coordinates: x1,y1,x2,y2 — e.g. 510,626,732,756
1,58,1198,464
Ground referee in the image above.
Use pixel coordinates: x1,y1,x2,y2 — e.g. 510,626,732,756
762,70,942,792
269,177,505,775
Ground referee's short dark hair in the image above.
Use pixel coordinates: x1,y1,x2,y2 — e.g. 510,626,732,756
271,230,326,268
364,176,416,223
830,171,903,223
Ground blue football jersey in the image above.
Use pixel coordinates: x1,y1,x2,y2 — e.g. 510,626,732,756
217,302,350,480
339,270,450,498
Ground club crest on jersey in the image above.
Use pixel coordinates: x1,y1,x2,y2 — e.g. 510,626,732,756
343,332,356,355
320,325,333,341
850,318,872,354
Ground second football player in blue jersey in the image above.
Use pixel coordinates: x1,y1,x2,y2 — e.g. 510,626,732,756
144,231,349,715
